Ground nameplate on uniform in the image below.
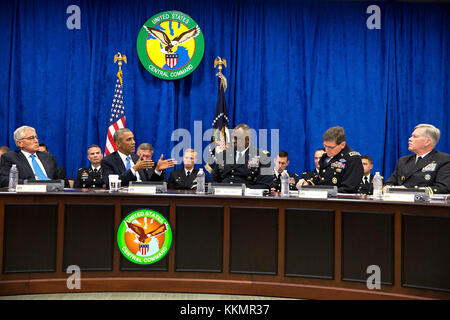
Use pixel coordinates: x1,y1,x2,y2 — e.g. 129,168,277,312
298,190,328,199
214,187,243,196
382,193,415,202
16,184,47,193
244,189,266,197
128,186,157,194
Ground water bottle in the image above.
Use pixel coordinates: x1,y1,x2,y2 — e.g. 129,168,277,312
281,170,289,197
8,164,19,192
373,172,383,200
196,168,205,194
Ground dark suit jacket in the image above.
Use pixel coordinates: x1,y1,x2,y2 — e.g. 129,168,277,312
358,173,375,195
167,167,200,190
101,151,165,187
272,170,299,192
386,150,450,194
0,150,59,187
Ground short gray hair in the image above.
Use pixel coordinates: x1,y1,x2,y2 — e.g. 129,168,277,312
323,126,346,145
113,128,132,144
137,143,154,153
415,124,440,147
14,126,36,147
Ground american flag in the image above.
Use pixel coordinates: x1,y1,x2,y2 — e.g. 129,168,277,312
104,78,126,155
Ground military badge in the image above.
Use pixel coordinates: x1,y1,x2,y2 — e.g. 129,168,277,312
247,156,260,169
422,162,437,172
331,161,346,169
332,177,338,184
424,174,431,181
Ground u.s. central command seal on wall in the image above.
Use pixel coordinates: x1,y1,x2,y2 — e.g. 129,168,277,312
137,11,205,80
117,209,172,265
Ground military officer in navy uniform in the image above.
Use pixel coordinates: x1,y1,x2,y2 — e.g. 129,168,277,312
167,149,203,190
300,148,326,182
211,123,273,189
271,150,299,192
75,144,106,188
299,126,364,193
385,124,450,194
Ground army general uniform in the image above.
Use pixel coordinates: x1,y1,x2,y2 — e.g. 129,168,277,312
305,144,364,193
272,168,299,192
75,166,105,188
211,145,273,189
301,169,319,181
385,150,450,194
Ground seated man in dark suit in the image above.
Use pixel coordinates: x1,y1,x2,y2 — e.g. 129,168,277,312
136,142,166,182
167,148,205,190
358,155,375,195
101,128,176,187
211,123,272,189
0,126,61,187
271,150,299,192
385,124,450,194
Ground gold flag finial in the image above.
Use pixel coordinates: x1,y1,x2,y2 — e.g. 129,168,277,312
214,56,227,74
114,52,127,87
214,57,227,91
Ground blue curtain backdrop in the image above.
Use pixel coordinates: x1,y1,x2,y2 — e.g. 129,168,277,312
0,0,449,180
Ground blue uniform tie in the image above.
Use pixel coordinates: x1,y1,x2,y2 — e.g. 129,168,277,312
30,154,50,180
125,156,131,170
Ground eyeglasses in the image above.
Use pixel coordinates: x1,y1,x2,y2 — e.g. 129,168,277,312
323,144,338,150
21,135,38,141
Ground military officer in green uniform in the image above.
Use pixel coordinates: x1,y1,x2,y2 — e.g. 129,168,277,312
75,144,106,188
385,124,450,194
299,126,363,193
210,123,272,189
271,150,299,192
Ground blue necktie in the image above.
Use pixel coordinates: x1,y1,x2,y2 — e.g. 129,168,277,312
125,156,131,170
30,154,50,180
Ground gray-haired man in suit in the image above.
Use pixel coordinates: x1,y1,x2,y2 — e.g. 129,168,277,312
0,125,60,187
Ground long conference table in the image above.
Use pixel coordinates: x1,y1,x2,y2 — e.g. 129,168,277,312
0,188,449,300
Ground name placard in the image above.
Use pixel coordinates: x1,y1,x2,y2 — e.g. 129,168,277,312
214,188,243,196
128,186,157,194
382,193,415,202
244,189,265,197
16,184,47,193
298,190,328,199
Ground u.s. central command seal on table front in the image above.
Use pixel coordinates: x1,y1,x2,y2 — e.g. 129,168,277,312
137,11,205,80
117,209,172,265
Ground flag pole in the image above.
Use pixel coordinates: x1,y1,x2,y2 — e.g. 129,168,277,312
114,52,127,87
206,57,230,174
214,56,227,91
104,52,128,156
